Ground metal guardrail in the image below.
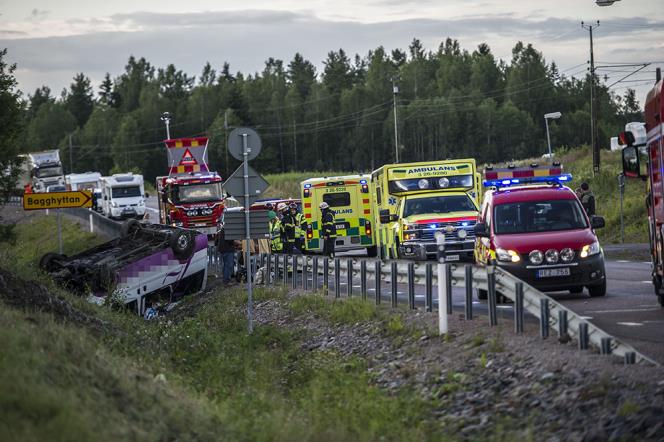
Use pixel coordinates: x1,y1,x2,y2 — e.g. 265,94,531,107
207,249,655,366
64,208,123,239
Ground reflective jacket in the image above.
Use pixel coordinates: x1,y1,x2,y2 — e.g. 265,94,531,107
281,212,296,243
322,209,336,238
295,212,306,239
270,220,283,252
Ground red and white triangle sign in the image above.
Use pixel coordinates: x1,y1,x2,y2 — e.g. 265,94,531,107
179,148,198,166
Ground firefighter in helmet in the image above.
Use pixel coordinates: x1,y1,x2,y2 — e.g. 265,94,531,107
290,202,306,252
277,202,295,254
269,210,282,253
320,201,336,256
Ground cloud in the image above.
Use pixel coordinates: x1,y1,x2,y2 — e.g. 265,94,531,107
29,9,49,20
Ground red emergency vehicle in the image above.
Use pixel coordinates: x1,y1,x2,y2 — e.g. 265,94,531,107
156,137,224,238
620,68,664,305
474,164,607,298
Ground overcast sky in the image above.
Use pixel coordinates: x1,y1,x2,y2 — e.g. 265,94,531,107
1,0,662,106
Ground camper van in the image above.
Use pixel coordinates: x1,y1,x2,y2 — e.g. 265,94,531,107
100,173,147,219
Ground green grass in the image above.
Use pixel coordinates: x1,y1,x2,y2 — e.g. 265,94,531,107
289,293,378,324
264,171,351,199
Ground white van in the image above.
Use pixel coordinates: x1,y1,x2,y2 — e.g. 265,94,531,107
100,173,147,219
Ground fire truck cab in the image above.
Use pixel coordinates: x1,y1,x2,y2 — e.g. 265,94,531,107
621,69,664,305
474,165,607,298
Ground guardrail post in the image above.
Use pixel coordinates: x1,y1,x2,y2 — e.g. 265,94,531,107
282,254,288,285
465,265,473,320
540,299,550,339
601,337,612,355
579,323,589,350
334,258,341,299
303,256,309,291
267,253,273,285
292,255,298,290
514,282,524,334
360,260,367,300
391,261,398,308
624,352,636,365
436,232,447,334
374,260,381,305
323,257,329,296
347,259,353,297
313,256,319,291
407,262,415,310
425,263,433,313
487,265,498,326
558,310,568,338
446,264,453,315
89,210,94,233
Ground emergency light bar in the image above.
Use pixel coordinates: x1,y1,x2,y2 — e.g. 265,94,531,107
483,165,571,188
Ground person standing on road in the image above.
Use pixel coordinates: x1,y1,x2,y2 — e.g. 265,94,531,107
291,203,306,253
279,203,296,254
580,182,596,216
320,202,336,257
269,211,283,253
215,226,238,284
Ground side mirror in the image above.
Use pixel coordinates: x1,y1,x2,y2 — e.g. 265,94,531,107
621,146,643,179
590,216,605,229
474,222,489,237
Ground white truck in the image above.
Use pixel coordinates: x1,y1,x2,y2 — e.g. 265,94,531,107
100,173,147,219
19,150,66,192
67,172,102,211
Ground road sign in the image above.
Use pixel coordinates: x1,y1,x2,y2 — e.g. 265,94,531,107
222,164,269,202
23,191,92,210
222,210,270,239
228,127,261,161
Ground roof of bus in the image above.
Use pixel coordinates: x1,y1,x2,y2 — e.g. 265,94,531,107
301,174,370,185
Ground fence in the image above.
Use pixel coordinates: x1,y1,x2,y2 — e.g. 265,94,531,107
64,208,122,239
207,248,655,366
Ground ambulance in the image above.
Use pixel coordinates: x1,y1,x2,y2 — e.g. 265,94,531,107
371,159,481,261
300,174,376,256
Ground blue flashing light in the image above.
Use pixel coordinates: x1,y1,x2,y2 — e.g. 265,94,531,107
430,224,437,229
360,179,367,184
461,221,469,227
483,173,573,189
304,183,311,189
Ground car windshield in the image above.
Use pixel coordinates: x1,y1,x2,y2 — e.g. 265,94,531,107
403,195,477,217
173,182,222,203
111,186,141,198
493,200,588,234
37,166,63,178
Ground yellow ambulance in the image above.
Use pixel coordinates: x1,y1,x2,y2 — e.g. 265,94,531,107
371,159,481,261
300,174,376,256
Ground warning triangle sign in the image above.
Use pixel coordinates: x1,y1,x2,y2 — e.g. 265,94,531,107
179,148,198,166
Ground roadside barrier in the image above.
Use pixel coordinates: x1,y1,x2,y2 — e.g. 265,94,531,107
65,208,123,238
205,248,656,366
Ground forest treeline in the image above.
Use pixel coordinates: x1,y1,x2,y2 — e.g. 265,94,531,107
11,38,644,182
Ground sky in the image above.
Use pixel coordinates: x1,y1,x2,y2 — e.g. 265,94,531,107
1,0,663,107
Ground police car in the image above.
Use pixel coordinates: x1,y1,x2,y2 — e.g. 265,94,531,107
474,164,606,298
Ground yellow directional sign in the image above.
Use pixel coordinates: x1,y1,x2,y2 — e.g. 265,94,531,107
23,191,93,210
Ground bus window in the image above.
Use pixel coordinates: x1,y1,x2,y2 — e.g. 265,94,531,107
323,192,351,207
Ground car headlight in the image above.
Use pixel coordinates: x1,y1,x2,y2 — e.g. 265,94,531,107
417,179,430,189
457,229,467,239
529,250,543,265
496,248,521,263
580,241,601,258
438,177,450,188
545,249,559,264
560,248,575,263
187,210,197,216
173,221,184,227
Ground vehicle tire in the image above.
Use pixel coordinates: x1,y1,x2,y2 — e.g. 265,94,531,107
477,289,488,300
569,286,584,294
121,219,140,238
366,246,377,257
39,252,66,272
170,230,196,260
588,280,607,297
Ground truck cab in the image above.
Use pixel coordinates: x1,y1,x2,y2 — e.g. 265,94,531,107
100,173,147,219
372,159,481,261
27,150,65,192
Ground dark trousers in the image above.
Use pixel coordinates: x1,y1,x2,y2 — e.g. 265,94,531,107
220,251,235,283
323,236,335,257
283,241,295,255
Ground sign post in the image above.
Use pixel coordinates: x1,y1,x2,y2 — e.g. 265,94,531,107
226,127,265,334
23,190,93,255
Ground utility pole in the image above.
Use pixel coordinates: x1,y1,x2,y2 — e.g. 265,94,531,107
68,133,73,173
392,76,400,163
224,109,229,177
582,21,600,175
160,111,172,140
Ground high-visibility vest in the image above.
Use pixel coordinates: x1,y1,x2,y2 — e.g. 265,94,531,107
270,220,283,251
281,213,296,243
322,209,337,238
295,212,306,239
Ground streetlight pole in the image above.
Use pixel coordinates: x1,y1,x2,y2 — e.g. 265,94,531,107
160,112,172,140
544,112,562,163
392,76,400,163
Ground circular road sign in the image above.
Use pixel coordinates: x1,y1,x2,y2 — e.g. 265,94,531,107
228,127,262,161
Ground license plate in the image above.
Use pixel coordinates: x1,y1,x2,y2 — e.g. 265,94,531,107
336,223,347,230
195,223,207,227
537,268,571,278
445,254,460,262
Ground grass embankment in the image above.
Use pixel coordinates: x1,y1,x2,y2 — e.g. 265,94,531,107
264,171,351,199
0,216,440,441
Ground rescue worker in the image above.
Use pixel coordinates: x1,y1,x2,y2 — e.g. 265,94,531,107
291,202,306,252
580,182,596,216
279,202,296,254
215,224,239,284
320,201,336,257
269,211,283,253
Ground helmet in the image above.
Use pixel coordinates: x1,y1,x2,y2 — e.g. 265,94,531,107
276,203,287,212
265,202,274,210
289,202,297,210
268,211,277,220
319,202,329,210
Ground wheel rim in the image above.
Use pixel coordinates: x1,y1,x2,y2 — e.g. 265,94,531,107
177,234,190,249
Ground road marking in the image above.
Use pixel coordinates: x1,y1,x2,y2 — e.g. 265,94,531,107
587,307,661,314
580,316,594,320
497,305,512,309
415,295,425,298
353,285,362,288
617,260,631,263
616,322,643,326
642,281,652,284
472,301,481,304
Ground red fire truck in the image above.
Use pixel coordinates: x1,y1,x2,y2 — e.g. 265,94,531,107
156,137,224,238
621,68,664,305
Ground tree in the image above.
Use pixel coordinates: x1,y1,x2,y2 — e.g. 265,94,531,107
26,101,77,151
99,73,119,107
287,53,316,99
26,85,53,121
65,73,94,127
0,48,25,203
